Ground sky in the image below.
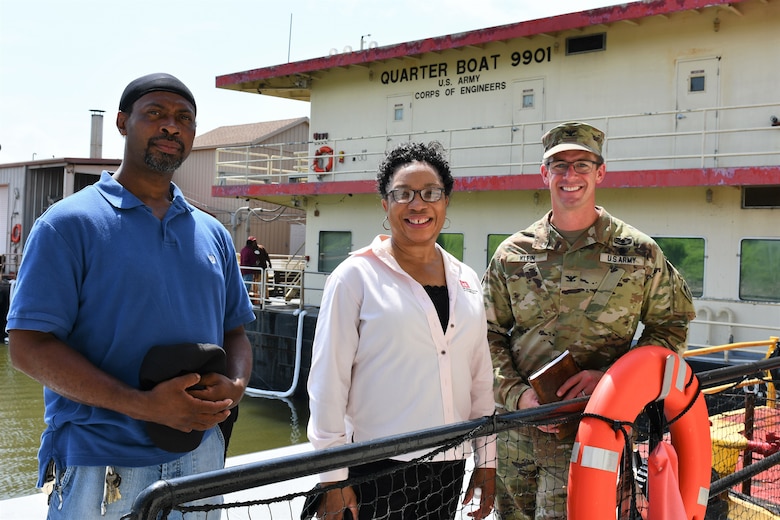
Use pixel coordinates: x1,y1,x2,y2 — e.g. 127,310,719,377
0,0,619,164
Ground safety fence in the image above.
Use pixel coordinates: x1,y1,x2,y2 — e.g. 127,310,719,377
124,342,780,520
214,102,780,185
240,255,315,310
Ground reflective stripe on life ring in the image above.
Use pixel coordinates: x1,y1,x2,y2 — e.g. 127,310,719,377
568,345,711,520
312,146,334,173
10,223,21,243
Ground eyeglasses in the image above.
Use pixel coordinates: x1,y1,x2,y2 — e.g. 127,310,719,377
387,187,445,204
546,160,601,175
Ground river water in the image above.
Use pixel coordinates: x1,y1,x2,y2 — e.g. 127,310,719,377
0,344,310,501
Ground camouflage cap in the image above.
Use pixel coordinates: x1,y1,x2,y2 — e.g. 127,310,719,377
542,121,605,161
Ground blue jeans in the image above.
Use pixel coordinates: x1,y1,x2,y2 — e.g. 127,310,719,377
46,427,225,520
242,273,254,292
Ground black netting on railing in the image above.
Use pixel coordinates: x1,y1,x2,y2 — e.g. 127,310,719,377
123,355,780,520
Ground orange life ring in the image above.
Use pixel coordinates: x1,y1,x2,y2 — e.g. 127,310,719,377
312,146,334,173
568,345,711,520
10,224,21,243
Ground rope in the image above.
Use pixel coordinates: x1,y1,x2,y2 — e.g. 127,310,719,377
579,412,640,519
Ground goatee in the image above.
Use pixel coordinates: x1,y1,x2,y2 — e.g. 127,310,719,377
144,151,182,173
144,136,185,173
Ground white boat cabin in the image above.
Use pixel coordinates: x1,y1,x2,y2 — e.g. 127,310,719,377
214,0,780,350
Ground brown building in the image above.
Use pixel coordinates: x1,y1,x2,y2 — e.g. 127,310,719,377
175,117,309,255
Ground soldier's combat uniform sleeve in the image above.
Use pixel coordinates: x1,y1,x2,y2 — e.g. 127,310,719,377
483,243,527,412
635,257,696,353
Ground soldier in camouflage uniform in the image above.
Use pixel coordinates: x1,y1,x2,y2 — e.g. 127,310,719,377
482,122,695,519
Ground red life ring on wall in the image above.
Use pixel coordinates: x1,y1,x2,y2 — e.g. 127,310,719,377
10,224,21,243
568,345,711,520
312,146,334,173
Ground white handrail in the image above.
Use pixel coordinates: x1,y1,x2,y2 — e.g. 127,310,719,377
244,308,308,399
214,102,780,185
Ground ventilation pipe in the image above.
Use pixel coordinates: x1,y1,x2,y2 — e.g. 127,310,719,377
89,109,105,159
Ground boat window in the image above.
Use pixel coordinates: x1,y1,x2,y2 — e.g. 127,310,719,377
318,231,351,273
566,33,606,55
743,186,780,208
653,237,705,297
689,72,706,93
739,239,780,302
436,233,464,261
487,234,512,265
394,104,404,122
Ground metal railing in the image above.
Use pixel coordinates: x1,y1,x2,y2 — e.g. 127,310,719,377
214,102,780,185
242,256,309,310
240,255,329,310
124,344,780,519
2,252,22,280
216,148,309,185
685,337,780,403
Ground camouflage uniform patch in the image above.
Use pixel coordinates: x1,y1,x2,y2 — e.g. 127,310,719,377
483,208,695,519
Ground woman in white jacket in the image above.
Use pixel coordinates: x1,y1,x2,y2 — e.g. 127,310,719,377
307,141,496,520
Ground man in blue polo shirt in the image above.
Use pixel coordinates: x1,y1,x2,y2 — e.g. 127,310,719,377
6,73,255,519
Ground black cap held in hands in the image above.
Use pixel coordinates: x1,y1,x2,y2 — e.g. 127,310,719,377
138,343,225,452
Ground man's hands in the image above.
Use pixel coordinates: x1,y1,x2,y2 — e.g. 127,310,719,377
137,372,234,433
555,369,603,400
518,369,604,434
518,389,560,434
187,371,244,406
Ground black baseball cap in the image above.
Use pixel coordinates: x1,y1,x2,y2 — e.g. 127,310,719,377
119,73,196,114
